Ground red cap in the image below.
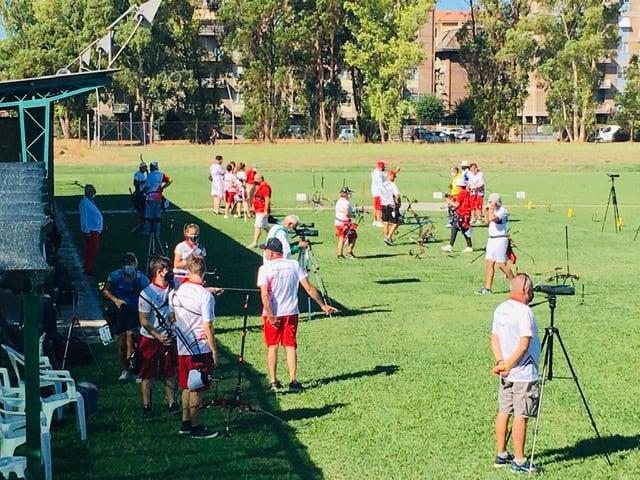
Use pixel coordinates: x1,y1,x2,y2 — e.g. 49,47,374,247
376,160,386,168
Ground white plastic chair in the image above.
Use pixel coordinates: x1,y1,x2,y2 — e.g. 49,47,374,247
0,456,27,479
0,407,51,480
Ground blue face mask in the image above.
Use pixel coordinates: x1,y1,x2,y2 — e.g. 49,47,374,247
122,265,136,281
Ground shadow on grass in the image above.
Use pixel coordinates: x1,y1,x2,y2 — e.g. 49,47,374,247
54,194,332,480
305,365,400,390
355,253,405,259
374,278,421,285
537,434,640,463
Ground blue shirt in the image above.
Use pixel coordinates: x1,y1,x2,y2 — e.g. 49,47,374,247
106,270,150,307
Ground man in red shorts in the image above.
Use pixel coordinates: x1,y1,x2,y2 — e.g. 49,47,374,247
138,255,179,420
248,172,271,248
169,255,219,438
257,238,337,393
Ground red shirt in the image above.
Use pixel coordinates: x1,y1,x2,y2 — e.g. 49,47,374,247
253,181,271,213
246,169,256,185
454,189,472,216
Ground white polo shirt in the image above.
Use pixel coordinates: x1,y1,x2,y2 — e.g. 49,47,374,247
469,171,485,195
380,180,399,206
169,281,215,356
210,163,224,186
488,205,508,237
335,197,353,225
173,240,206,278
79,197,103,233
138,281,172,339
257,258,308,317
492,299,540,383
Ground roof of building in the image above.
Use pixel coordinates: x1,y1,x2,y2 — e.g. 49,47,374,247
435,10,471,22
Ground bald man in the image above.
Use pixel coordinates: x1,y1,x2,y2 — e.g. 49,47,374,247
490,274,540,473
263,214,308,263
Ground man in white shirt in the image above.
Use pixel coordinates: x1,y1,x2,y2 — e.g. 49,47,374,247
79,184,103,276
468,163,485,224
258,238,337,393
209,155,225,215
263,215,307,263
380,170,401,246
169,255,219,439
477,193,514,295
138,255,179,420
490,274,540,473
143,161,172,235
335,187,358,258
370,160,386,227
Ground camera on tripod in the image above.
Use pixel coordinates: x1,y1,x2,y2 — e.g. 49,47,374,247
533,284,575,296
294,223,319,239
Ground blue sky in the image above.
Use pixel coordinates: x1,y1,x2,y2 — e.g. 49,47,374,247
436,0,470,10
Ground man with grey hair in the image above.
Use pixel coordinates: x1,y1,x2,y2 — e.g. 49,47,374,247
476,192,514,295
79,184,103,276
263,215,307,263
490,273,540,473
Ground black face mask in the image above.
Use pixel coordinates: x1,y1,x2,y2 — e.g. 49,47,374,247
164,271,175,284
187,235,199,243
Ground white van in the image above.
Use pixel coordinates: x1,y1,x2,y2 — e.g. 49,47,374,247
596,125,621,142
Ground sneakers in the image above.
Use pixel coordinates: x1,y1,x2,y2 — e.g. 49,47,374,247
118,370,129,382
345,252,357,259
511,460,537,474
441,245,453,253
179,421,192,435
142,405,153,421
288,381,304,393
337,255,345,260
494,452,514,468
190,425,220,439
461,247,473,253
384,238,394,246
168,402,181,415
270,381,284,392
476,287,493,295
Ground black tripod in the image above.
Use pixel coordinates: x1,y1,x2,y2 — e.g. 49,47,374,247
145,218,166,275
602,174,621,233
529,294,612,471
202,294,285,436
298,242,332,312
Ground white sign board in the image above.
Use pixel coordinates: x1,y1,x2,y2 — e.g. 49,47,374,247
296,193,307,202
432,192,444,199
516,191,526,199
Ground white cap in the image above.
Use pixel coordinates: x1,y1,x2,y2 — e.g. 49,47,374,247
488,192,501,204
460,160,470,168
150,160,158,168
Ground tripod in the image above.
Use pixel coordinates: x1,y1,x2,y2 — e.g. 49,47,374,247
61,285,100,372
602,175,621,233
298,243,332,317
201,294,285,436
145,218,166,275
529,294,612,472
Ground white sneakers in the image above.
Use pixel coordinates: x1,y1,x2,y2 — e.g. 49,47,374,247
441,245,473,253
118,370,138,382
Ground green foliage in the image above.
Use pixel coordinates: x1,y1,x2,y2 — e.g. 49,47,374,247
457,0,535,142
615,55,640,142
415,94,445,125
343,0,433,142
533,0,619,142
451,97,475,122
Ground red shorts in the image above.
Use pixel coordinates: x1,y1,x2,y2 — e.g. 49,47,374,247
225,190,236,204
473,195,484,210
138,336,177,380
373,196,381,212
335,223,357,241
178,353,213,391
263,314,298,348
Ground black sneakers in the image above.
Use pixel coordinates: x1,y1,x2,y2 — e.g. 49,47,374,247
179,421,192,434
288,381,304,393
270,381,284,392
190,426,220,439
142,405,153,421
168,402,181,415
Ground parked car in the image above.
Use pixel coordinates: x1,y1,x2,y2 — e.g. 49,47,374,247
596,125,621,142
338,125,357,142
416,129,444,143
288,125,305,139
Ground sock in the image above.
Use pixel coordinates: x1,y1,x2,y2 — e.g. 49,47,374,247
498,451,509,459
514,457,526,465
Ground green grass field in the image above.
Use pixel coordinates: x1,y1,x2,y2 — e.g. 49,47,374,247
52,142,640,479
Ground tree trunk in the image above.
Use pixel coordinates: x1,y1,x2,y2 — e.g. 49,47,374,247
59,115,71,139
571,59,579,142
630,123,635,143
379,119,386,143
328,32,338,142
149,111,154,144
317,39,327,142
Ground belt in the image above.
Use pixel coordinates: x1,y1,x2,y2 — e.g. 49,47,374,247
489,235,508,239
